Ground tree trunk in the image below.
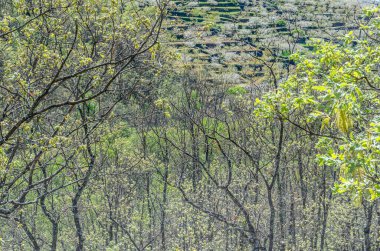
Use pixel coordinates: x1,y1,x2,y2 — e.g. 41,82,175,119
267,188,275,251
363,201,374,251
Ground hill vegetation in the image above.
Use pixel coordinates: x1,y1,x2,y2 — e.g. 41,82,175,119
166,0,366,83
0,0,379,250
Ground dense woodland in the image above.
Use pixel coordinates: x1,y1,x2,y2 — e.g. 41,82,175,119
0,0,380,250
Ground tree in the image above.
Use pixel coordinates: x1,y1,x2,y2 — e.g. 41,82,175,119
256,7,380,202
0,0,166,249
1,1,379,250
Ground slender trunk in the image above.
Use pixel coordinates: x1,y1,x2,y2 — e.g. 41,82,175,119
289,182,296,249
298,150,307,207
40,197,59,251
17,216,40,251
268,118,284,251
320,165,334,251
313,202,320,249
190,123,199,190
254,166,259,204
161,157,169,250
363,202,373,251
320,166,327,251
72,106,96,251
72,194,85,251
277,169,286,251
267,188,275,251
146,174,153,249
320,200,328,251
108,207,113,245
376,201,380,250
40,164,58,251
72,161,94,251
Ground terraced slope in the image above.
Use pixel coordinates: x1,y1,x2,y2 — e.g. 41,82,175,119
166,0,375,84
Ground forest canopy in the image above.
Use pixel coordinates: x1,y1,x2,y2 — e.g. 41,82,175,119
257,7,380,202
0,0,379,250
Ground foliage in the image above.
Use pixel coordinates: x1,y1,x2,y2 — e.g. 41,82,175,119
1,2,379,251
257,7,380,200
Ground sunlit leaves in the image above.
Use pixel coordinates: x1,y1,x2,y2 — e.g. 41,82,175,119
256,8,380,200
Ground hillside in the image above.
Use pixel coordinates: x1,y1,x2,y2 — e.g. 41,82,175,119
166,0,369,83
